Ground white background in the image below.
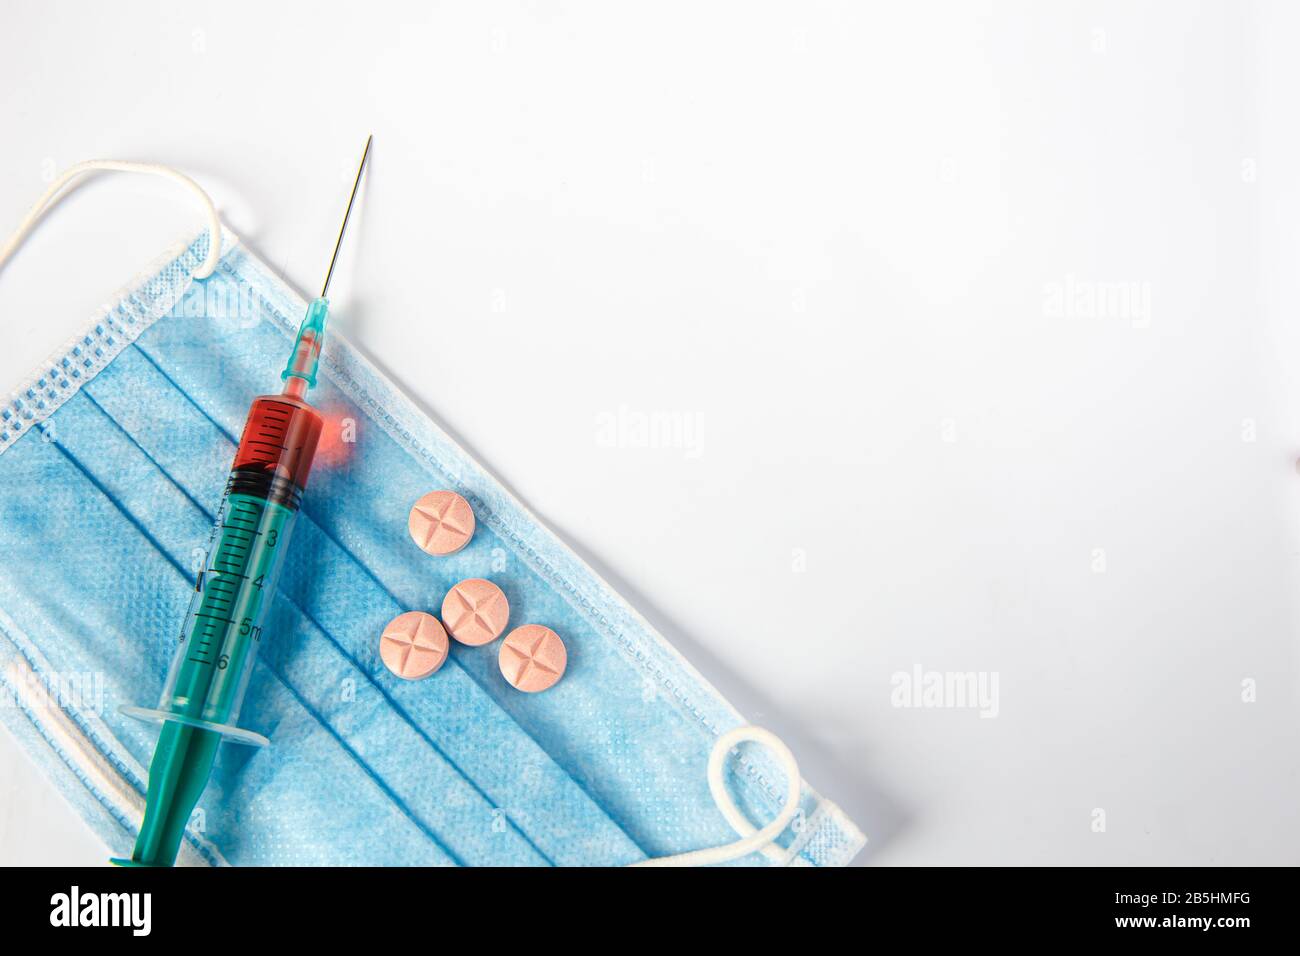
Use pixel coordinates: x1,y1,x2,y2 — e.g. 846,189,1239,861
2,0,1298,866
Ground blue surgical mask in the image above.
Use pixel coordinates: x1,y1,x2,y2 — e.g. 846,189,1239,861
0,216,864,866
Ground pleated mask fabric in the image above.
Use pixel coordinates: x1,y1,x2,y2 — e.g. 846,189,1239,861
0,230,866,866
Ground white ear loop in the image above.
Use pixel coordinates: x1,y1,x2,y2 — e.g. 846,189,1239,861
0,160,221,279
631,725,804,867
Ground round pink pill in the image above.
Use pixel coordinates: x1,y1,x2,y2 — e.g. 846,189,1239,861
499,624,567,693
409,490,475,556
379,611,449,680
442,578,510,646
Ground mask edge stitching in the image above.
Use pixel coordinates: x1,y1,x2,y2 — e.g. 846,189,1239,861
0,232,224,457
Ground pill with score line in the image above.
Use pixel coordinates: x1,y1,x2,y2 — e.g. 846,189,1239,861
379,611,449,680
442,578,510,646
499,624,567,692
408,490,476,556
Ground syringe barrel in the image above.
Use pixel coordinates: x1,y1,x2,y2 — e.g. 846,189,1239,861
155,395,323,736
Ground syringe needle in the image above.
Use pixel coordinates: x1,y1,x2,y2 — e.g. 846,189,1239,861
321,134,373,299
280,136,373,397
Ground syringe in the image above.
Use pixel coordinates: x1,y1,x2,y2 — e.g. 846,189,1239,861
114,137,372,867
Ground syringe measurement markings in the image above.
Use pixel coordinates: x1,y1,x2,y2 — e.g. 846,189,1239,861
188,621,220,663
249,409,290,448
188,572,242,660
186,499,265,664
